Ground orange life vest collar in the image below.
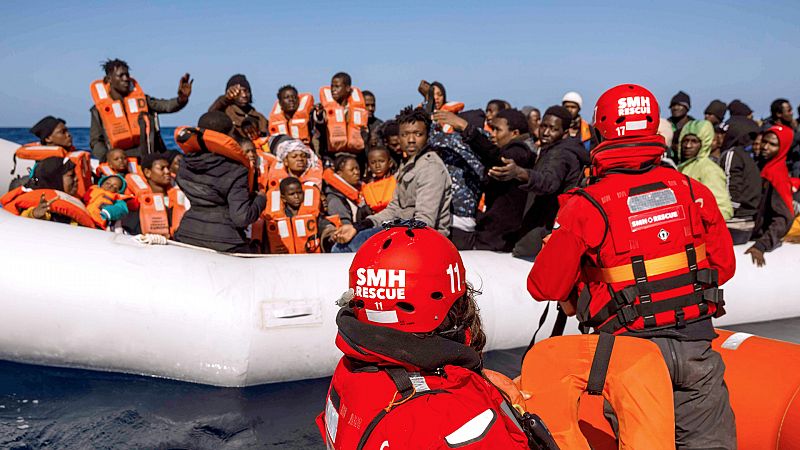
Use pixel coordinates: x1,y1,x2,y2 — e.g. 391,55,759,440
1,186,95,228
269,93,314,143
323,168,361,203
174,126,255,191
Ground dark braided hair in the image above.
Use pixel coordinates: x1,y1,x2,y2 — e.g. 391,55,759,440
101,58,129,76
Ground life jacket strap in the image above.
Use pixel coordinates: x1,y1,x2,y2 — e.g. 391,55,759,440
586,333,615,396
584,243,708,284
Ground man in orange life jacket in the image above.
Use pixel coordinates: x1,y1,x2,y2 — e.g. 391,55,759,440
268,85,314,144
25,116,93,196
527,84,737,449
313,72,368,157
90,58,192,161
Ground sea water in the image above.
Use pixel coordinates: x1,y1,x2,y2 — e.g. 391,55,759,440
0,127,177,151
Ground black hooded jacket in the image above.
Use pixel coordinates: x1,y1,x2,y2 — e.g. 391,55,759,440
517,136,589,238
175,152,266,252
461,124,535,251
719,117,762,219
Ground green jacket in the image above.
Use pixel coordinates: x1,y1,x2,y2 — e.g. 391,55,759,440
678,120,734,219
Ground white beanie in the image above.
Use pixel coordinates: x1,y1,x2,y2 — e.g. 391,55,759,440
562,91,583,109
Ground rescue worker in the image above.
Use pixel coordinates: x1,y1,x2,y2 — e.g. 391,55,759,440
317,222,536,449
208,74,268,138
527,84,737,449
90,58,192,161
561,91,595,150
313,72,369,156
268,85,314,144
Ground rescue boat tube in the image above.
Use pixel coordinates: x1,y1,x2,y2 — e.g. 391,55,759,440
712,330,800,449
0,207,567,386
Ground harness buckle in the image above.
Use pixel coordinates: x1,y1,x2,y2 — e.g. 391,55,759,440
616,304,638,325
696,268,719,285
674,309,686,329
703,287,723,304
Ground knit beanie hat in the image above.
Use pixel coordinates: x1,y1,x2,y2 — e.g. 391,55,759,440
728,99,753,117
704,100,727,122
30,116,65,144
670,91,691,110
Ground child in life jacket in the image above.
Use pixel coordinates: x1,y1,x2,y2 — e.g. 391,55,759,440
361,146,397,213
325,154,372,249
318,222,541,449
264,177,336,253
84,174,131,230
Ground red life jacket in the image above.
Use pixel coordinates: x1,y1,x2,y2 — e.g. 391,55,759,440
572,144,723,333
361,176,396,213
90,78,149,150
1,186,95,228
319,86,368,153
125,173,185,237
317,311,530,450
268,93,314,143
262,185,323,254
14,144,93,198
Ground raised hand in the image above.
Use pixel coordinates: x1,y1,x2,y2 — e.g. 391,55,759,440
178,73,193,101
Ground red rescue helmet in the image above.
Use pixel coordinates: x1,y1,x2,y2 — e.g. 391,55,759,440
593,84,660,141
347,221,466,333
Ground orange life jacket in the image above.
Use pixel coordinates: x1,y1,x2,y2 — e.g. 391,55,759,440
265,160,323,193
516,334,675,450
1,186,95,228
84,185,134,228
268,93,314,143
580,118,592,143
322,168,361,203
13,144,93,198
90,78,149,150
254,151,277,192
174,126,255,192
319,86,367,153
263,185,323,254
95,158,142,178
125,173,183,237
439,101,465,133
361,175,396,213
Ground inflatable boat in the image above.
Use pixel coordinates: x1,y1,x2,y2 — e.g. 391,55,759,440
2,136,800,388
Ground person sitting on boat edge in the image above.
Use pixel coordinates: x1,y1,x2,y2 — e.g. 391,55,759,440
318,223,545,449
361,146,397,214
208,74,268,139
261,177,336,254
325,154,372,251
746,124,796,267
332,107,452,252
175,111,266,253
1,157,92,227
121,152,187,238
90,58,192,161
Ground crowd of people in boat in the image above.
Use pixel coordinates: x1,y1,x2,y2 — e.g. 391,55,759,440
2,58,799,264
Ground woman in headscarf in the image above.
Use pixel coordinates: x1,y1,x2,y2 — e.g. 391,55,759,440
746,124,796,266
